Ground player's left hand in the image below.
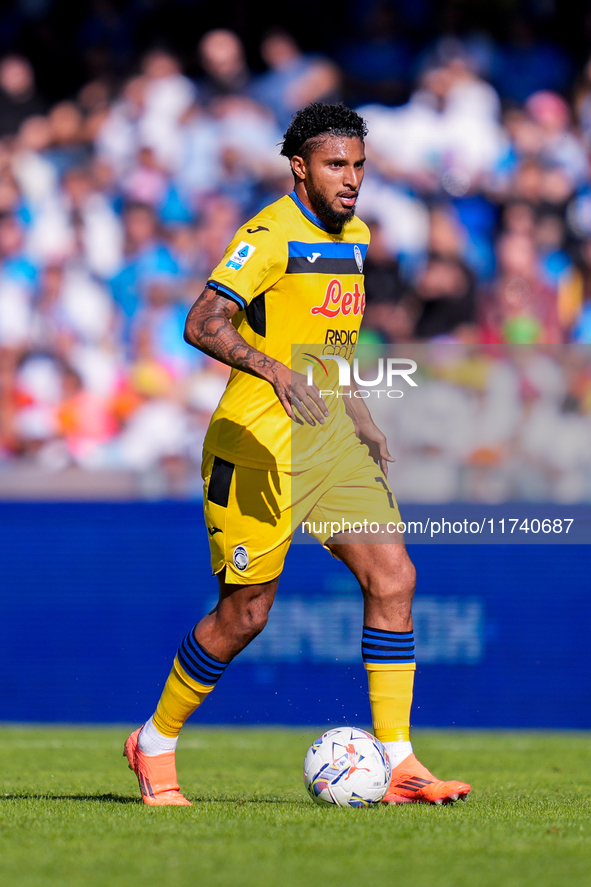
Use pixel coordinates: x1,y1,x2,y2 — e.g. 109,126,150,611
271,365,330,426
354,419,395,477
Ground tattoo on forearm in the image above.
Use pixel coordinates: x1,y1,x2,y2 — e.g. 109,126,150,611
185,289,280,379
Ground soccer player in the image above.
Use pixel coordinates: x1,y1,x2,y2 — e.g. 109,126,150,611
124,103,471,806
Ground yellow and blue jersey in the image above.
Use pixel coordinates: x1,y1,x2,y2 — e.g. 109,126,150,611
203,190,370,471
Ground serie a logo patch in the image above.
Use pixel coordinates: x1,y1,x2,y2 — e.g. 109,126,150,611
226,241,256,271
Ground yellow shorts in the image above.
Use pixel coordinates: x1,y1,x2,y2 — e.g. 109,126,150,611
202,438,402,585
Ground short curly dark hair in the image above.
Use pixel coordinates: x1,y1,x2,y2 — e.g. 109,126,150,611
280,102,368,161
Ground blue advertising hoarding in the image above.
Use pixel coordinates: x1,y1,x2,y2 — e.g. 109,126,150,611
0,502,589,728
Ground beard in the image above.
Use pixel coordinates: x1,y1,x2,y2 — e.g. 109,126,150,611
306,179,357,231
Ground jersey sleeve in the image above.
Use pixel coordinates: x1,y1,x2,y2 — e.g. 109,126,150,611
207,217,287,309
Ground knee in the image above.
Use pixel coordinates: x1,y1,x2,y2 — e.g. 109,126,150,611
364,556,416,605
242,595,271,638
399,557,416,598
228,594,272,644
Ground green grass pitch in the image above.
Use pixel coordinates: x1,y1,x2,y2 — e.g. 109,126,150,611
1,726,590,887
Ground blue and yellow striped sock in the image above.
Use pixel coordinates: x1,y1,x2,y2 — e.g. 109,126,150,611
152,628,229,738
362,626,416,744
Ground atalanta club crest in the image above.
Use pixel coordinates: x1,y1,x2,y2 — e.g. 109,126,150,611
232,545,249,571
354,244,363,273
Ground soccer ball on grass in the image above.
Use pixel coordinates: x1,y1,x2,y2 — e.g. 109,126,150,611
303,727,391,807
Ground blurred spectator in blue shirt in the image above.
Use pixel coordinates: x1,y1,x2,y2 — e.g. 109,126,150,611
0,213,37,352
109,201,180,329
0,212,37,288
253,28,341,131
43,101,92,178
130,272,204,382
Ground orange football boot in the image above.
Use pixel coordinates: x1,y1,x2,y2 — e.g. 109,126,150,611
124,727,192,806
382,753,471,805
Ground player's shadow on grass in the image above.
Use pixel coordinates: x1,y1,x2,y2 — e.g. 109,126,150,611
190,796,301,805
1,794,300,805
1,793,140,803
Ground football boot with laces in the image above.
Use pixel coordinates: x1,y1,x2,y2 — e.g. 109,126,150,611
124,727,192,806
382,752,471,805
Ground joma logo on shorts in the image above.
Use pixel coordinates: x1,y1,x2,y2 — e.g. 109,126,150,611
311,279,365,318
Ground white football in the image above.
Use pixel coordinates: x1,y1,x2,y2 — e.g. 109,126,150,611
303,727,391,807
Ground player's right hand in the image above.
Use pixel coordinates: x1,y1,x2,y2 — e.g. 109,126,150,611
272,366,329,426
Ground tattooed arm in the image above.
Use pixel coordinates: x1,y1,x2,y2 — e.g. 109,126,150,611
184,286,328,426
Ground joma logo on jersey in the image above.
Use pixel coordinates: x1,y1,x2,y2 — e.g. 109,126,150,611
311,279,365,318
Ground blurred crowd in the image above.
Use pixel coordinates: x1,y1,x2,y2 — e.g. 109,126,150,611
368,344,591,505
1,5,591,498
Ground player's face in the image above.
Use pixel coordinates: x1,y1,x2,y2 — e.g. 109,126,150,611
295,136,366,230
